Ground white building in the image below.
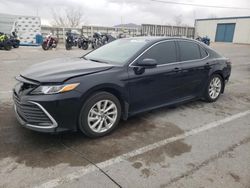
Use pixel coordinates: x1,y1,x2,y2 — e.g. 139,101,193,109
0,13,41,44
195,16,250,44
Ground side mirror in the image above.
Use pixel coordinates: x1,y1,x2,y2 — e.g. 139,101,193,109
137,58,157,68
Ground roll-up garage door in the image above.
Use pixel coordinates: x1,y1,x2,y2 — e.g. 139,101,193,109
215,23,235,42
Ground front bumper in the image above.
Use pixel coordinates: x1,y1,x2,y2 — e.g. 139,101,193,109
14,101,59,133
13,90,82,133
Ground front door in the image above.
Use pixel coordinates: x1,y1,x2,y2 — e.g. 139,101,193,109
127,41,184,114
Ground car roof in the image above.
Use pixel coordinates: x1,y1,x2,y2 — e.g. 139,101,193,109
126,36,196,43
128,36,221,59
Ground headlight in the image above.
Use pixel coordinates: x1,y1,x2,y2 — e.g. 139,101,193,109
31,83,79,95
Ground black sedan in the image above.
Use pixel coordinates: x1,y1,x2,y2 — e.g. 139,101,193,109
13,37,231,137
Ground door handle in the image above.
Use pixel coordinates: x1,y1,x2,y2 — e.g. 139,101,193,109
204,63,211,70
173,67,181,72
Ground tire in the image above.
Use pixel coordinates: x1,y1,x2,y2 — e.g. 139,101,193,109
81,42,88,50
13,40,20,48
204,74,223,102
42,42,48,50
65,43,71,50
79,92,121,138
4,44,11,51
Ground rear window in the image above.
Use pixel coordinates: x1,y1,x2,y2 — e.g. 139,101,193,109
178,41,201,61
200,46,208,58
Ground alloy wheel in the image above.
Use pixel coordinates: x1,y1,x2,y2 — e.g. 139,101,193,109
208,76,222,99
87,100,118,133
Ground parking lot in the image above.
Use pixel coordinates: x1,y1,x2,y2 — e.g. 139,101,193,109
0,43,250,188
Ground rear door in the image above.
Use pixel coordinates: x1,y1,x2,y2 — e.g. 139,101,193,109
176,40,210,98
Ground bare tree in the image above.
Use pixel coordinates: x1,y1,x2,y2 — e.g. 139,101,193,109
51,7,85,28
174,15,183,26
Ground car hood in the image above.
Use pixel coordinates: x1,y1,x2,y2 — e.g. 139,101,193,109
20,57,114,83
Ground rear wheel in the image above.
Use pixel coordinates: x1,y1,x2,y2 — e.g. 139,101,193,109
204,74,223,102
13,41,20,48
79,92,121,138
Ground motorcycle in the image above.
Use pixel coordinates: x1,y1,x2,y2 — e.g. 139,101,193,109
65,31,79,50
9,32,20,48
0,32,12,51
91,32,116,49
77,35,89,50
196,36,210,46
42,34,58,50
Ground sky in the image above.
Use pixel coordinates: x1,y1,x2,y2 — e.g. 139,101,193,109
0,0,250,26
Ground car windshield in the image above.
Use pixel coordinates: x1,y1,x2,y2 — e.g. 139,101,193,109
84,38,148,65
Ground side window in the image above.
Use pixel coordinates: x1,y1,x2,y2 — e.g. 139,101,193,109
178,41,201,61
138,41,177,65
199,46,208,58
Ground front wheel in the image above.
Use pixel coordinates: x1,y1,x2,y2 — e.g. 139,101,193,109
42,42,49,50
65,43,71,50
204,74,223,102
79,92,121,138
4,44,11,51
81,42,88,50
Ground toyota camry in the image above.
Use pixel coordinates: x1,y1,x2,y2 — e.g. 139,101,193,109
13,37,231,137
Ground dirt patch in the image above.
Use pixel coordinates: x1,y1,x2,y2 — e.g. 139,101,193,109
164,140,192,158
140,168,152,178
228,172,240,182
61,119,185,164
207,178,214,183
160,136,250,188
132,161,143,169
130,139,191,167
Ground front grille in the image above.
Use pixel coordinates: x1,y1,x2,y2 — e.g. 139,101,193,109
13,93,52,126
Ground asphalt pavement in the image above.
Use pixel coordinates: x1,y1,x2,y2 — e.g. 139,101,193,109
0,43,249,188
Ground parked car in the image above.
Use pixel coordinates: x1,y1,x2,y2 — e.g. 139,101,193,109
13,37,231,137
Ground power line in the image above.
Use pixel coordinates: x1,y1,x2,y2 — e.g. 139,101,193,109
151,0,250,10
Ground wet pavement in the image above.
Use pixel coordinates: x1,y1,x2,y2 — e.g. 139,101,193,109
0,43,250,188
